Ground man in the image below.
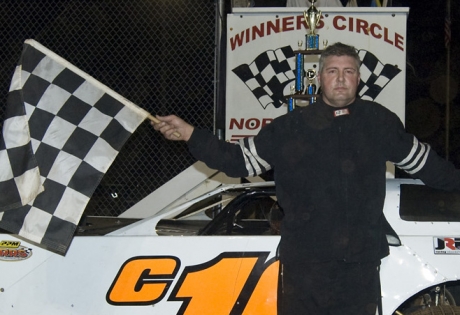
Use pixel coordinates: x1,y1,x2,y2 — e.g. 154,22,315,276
152,42,460,314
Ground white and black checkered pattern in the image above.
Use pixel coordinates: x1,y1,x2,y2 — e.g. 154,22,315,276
0,78,43,212
0,40,148,255
232,46,296,109
357,49,401,101
232,47,401,107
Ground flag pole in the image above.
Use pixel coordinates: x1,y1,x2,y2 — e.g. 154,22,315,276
445,0,451,160
147,114,181,138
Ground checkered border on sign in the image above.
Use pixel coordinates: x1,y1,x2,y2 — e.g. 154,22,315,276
232,46,295,109
357,50,401,101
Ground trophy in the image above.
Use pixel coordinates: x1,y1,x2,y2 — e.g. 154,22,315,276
303,0,322,50
295,40,304,94
288,85,295,112
304,69,317,104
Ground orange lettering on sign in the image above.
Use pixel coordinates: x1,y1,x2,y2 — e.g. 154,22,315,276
107,256,180,305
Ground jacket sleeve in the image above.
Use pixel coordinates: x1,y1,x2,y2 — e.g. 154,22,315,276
384,111,460,191
187,127,274,178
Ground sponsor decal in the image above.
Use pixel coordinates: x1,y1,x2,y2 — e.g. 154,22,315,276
434,237,460,255
107,252,279,314
0,240,33,261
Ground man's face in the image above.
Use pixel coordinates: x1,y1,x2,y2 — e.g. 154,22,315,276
317,55,360,108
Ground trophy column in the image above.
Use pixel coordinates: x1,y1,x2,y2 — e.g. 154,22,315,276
286,0,326,113
304,0,321,50
295,41,305,95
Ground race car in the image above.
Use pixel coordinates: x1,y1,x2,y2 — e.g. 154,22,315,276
1,177,460,315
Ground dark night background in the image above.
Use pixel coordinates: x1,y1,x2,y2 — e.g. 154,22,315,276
0,0,458,215
399,0,459,169
1,1,458,163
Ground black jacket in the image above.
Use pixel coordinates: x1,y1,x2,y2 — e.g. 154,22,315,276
187,97,460,263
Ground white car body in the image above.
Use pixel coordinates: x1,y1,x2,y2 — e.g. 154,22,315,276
1,178,459,315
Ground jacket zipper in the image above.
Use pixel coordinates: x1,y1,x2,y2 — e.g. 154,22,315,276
338,123,350,261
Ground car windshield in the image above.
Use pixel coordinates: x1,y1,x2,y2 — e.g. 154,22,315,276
156,187,282,236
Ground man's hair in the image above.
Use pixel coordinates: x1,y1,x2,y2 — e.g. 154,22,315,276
318,42,361,73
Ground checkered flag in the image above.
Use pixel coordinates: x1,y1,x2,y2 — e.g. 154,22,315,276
0,40,148,255
232,46,296,109
358,49,401,100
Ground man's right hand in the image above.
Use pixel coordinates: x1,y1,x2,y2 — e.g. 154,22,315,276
151,115,194,142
